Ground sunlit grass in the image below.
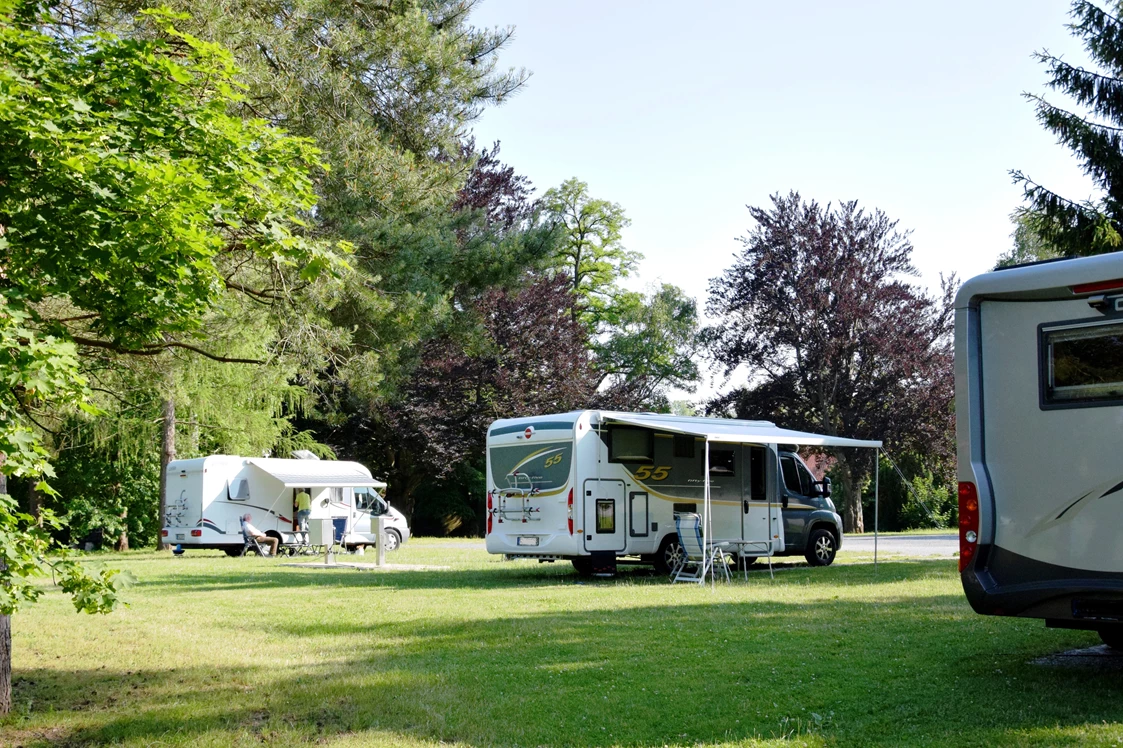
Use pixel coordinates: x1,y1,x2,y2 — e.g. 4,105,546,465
3,541,1121,746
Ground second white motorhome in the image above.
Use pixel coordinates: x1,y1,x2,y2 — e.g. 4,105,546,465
956,253,1123,649
161,455,411,554
485,410,878,575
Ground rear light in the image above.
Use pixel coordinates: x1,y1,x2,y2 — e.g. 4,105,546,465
567,488,574,535
1073,278,1123,294
958,481,979,572
190,529,202,537
487,492,493,535
161,529,168,537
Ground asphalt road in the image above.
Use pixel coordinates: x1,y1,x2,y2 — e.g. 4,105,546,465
843,532,958,557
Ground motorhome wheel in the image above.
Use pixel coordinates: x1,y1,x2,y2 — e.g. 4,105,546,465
382,529,401,552
571,557,594,577
805,529,837,566
654,535,684,576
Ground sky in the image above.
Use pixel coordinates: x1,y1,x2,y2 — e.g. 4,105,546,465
466,0,1098,397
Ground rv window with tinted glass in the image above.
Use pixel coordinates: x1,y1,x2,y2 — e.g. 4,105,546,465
673,434,695,459
1042,321,1123,406
749,446,766,501
609,427,653,462
708,448,736,476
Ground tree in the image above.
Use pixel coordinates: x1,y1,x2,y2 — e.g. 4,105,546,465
0,0,342,711
541,178,640,328
336,276,599,523
593,284,701,409
706,192,955,533
1012,0,1123,257
994,212,1061,269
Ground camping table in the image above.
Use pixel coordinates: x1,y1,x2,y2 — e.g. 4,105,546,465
720,539,776,581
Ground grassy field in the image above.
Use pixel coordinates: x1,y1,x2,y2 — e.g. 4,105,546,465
3,541,1121,747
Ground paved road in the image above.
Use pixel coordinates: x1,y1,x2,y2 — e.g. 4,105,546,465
412,533,960,558
843,533,957,557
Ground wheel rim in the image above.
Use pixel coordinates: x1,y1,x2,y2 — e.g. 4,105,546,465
665,542,684,571
815,535,833,562
384,533,399,551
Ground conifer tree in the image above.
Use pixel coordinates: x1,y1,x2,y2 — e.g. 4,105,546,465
1014,0,1123,256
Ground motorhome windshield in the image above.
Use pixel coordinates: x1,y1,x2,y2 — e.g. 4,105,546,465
489,442,573,492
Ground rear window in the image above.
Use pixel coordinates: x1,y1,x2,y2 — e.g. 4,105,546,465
489,442,573,491
1042,320,1123,407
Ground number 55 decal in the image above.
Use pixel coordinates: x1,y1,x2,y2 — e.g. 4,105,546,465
633,466,670,481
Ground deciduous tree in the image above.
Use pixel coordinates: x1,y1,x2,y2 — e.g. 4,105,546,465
706,192,954,533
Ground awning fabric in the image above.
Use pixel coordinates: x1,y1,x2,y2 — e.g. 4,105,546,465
248,458,387,488
601,412,882,449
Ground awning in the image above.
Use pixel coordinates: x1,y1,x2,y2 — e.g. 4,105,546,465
600,412,882,449
248,458,387,488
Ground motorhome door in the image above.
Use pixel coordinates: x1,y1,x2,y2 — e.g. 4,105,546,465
583,479,626,552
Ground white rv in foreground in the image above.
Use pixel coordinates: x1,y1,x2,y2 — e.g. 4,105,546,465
484,411,878,575
956,253,1123,648
161,456,410,554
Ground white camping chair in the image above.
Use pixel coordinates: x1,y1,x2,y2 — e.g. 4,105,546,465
671,513,731,584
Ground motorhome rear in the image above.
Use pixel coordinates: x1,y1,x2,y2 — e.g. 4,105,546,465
162,456,410,554
955,253,1123,648
485,411,865,575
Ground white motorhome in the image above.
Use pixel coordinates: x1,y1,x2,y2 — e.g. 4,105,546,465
956,253,1123,648
161,456,411,555
484,411,877,575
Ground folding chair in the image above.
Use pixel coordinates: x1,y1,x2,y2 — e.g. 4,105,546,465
670,512,731,584
238,519,267,557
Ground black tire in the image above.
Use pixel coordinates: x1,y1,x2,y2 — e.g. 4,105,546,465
653,535,684,576
382,529,401,552
805,528,837,566
223,547,242,558
729,553,758,568
1099,627,1123,650
571,557,595,577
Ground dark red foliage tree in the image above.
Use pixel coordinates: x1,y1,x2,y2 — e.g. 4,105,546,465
706,192,954,532
352,276,599,521
452,140,534,230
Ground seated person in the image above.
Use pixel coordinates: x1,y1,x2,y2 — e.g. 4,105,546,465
240,513,279,556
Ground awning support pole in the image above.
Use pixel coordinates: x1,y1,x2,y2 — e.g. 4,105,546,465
704,438,712,589
874,448,880,571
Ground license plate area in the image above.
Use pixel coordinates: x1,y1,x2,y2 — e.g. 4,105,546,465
516,536,539,547
176,533,185,540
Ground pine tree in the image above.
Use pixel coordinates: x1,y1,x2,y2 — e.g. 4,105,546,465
1014,1,1123,256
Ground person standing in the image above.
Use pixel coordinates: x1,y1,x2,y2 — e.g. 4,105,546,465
295,489,311,533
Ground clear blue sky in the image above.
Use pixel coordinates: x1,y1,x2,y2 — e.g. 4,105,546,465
468,0,1097,394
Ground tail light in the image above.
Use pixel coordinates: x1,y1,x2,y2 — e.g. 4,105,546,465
567,488,574,535
190,529,202,537
487,492,493,534
161,529,168,537
958,481,979,572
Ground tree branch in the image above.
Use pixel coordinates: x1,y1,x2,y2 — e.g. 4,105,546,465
70,337,264,365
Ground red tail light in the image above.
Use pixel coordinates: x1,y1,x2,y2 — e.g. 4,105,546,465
958,481,979,572
190,529,202,537
567,488,574,535
487,492,493,534
161,529,168,537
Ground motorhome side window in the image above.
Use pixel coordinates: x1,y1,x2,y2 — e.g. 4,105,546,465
708,448,736,476
749,446,766,501
1042,320,1123,406
609,427,653,463
673,435,695,459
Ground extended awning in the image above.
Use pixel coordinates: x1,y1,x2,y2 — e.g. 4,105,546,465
248,458,386,488
600,412,882,449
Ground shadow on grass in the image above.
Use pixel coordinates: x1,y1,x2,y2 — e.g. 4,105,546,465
8,572,1122,747
134,556,953,598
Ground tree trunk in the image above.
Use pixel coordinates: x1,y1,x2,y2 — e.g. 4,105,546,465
158,394,176,550
834,452,865,534
27,481,40,522
0,474,8,715
116,506,129,552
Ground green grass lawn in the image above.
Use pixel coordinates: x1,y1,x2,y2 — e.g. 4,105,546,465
3,541,1121,747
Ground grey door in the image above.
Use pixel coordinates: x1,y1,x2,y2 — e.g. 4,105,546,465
779,452,817,551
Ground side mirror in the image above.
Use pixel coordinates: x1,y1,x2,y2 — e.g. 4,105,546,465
819,477,832,499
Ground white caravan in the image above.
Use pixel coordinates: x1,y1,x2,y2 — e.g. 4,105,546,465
956,253,1123,648
161,456,411,555
484,411,878,575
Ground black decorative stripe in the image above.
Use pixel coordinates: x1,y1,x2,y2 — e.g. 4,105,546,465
1100,480,1123,499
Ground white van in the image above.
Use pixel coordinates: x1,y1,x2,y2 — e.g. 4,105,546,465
161,455,410,554
955,253,1123,648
